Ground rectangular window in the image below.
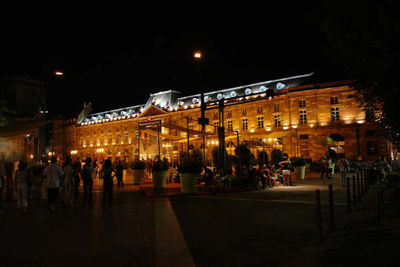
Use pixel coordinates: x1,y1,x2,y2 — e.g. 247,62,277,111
300,134,309,140
331,107,340,121
274,103,280,112
213,121,219,133
213,112,219,120
242,108,247,116
257,106,263,114
227,110,232,118
242,118,248,130
330,96,338,104
227,120,233,131
257,116,264,129
299,110,307,125
299,100,306,107
274,114,281,127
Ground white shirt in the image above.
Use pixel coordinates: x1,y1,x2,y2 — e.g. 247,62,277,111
43,163,64,188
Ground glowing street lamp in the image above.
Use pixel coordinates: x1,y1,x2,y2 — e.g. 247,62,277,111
193,51,202,60
54,70,64,76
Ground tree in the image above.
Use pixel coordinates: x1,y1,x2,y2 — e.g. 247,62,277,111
0,100,16,126
316,0,400,141
271,149,283,164
234,144,254,168
258,151,268,166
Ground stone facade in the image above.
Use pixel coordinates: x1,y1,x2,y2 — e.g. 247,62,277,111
51,80,390,163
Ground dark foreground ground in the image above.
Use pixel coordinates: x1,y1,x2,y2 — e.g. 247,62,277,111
1,173,399,267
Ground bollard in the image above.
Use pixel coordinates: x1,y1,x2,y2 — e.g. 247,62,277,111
357,173,361,201
360,172,364,197
315,189,323,244
353,175,357,206
328,184,335,231
376,190,381,225
346,177,352,212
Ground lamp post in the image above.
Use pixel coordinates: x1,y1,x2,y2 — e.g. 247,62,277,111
194,51,207,162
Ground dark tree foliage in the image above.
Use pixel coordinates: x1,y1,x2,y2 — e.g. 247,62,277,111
316,0,400,141
0,100,16,126
234,144,254,168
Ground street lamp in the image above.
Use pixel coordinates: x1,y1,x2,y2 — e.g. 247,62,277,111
193,51,202,60
54,70,64,76
194,50,207,162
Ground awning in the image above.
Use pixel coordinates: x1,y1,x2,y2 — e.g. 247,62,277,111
264,130,295,139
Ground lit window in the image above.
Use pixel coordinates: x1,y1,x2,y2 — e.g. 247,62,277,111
242,108,247,116
330,96,338,105
257,116,264,129
213,121,219,133
274,103,280,112
242,118,248,130
227,120,233,131
299,100,306,107
299,110,307,125
274,114,281,127
331,107,340,121
257,106,263,114
227,110,232,118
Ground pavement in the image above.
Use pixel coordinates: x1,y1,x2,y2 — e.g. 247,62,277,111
0,172,399,266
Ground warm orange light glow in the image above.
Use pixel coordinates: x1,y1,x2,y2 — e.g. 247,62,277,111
54,71,64,76
194,51,202,59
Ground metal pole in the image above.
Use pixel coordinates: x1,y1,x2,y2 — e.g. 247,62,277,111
157,124,160,158
353,175,357,206
328,184,335,231
315,189,323,244
137,128,141,160
346,177,352,212
357,172,361,201
360,171,364,197
376,190,381,225
186,117,190,157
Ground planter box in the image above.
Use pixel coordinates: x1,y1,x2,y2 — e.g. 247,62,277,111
133,169,145,185
294,166,306,180
152,171,167,189
180,173,198,194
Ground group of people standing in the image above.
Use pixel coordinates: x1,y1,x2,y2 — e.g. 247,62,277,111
0,156,126,214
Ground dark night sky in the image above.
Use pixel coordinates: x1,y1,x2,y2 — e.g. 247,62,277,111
0,2,346,116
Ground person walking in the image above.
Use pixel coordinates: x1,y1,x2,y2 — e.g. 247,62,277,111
115,160,124,189
279,154,292,186
43,157,64,213
73,159,81,198
81,157,94,206
5,161,13,187
62,156,75,207
320,156,328,180
101,159,115,205
15,161,31,214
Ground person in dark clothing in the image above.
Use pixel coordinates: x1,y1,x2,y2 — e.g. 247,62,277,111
5,161,14,187
81,157,94,206
73,159,82,198
115,160,124,189
101,159,115,205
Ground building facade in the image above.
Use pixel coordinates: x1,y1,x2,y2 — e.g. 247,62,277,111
51,74,390,164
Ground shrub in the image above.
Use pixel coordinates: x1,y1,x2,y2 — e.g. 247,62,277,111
291,157,306,167
271,149,283,164
179,150,203,174
152,158,169,172
130,160,146,170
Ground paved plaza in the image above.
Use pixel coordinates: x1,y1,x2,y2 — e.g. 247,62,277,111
1,173,399,266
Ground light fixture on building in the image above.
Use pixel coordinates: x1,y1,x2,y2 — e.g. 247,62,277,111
292,125,298,129
357,120,365,124
245,88,252,95
276,82,285,89
266,127,271,131
283,126,289,130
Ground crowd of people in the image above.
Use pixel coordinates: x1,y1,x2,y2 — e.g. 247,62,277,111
0,156,128,214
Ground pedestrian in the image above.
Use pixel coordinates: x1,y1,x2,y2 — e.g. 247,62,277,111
101,159,115,205
5,161,13,187
115,160,124,189
73,159,81,198
63,156,75,207
15,161,31,214
327,157,333,179
0,160,5,209
43,157,64,213
81,157,94,206
320,156,328,179
279,154,292,186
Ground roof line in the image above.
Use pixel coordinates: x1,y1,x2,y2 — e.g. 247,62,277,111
177,72,314,100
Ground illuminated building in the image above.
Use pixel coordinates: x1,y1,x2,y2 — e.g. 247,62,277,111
51,73,391,163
